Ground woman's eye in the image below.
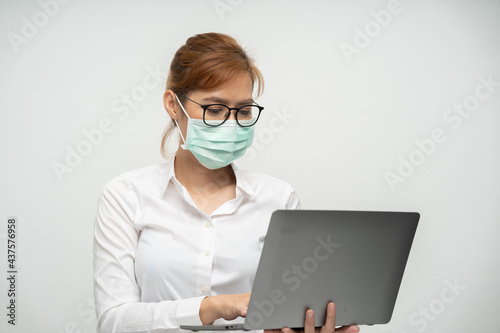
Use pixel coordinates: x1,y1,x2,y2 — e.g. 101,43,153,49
206,107,223,114
238,107,254,116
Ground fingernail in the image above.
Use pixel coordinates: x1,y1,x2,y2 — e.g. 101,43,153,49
307,311,313,319
328,303,334,311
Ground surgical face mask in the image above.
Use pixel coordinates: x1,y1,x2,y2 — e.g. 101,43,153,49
174,94,254,169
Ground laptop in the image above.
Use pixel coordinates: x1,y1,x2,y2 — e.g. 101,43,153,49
180,209,419,331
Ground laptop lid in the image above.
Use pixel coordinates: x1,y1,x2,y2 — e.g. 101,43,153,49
243,209,419,330
181,209,419,331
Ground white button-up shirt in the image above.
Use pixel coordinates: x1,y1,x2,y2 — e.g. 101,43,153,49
93,158,301,333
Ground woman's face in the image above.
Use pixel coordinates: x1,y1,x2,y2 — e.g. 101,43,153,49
163,71,256,168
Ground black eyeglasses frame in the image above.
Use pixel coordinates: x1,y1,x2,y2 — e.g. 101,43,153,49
179,94,264,127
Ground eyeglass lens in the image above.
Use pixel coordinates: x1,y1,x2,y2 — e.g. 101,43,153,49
204,105,260,126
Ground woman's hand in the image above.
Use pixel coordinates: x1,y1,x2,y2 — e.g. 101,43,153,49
264,302,360,333
199,293,251,325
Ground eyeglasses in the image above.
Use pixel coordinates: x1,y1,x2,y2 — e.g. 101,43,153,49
179,95,264,127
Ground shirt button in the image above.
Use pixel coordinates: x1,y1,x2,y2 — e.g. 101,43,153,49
205,221,211,228
205,250,210,256
201,286,207,293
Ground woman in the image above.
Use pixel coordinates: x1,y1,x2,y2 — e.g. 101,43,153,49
93,32,359,333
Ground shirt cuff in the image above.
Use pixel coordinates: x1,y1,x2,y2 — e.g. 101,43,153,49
175,296,207,326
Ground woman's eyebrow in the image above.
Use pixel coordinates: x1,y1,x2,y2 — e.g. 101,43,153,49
201,97,255,105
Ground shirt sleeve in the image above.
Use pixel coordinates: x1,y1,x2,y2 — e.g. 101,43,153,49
93,177,206,333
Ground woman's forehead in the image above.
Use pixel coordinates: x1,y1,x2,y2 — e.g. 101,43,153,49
189,73,254,103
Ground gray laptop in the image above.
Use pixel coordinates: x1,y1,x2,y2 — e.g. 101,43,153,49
181,209,419,331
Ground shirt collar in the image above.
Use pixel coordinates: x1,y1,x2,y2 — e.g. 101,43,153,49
231,162,257,199
158,157,174,197
159,158,257,199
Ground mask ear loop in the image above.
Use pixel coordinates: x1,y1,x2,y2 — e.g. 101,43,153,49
174,94,190,149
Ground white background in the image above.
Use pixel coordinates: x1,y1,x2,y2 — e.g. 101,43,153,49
1,0,499,332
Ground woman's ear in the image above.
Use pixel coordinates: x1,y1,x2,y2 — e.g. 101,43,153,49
163,90,178,120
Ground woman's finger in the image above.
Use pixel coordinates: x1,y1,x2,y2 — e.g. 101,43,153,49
304,309,315,333
333,324,360,333
280,328,298,333
321,302,336,333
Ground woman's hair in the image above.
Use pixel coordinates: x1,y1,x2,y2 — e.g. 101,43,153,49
160,32,264,158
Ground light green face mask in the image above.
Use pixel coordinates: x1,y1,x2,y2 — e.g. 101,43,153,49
174,95,254,170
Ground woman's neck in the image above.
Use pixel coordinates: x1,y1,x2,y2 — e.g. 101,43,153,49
173,148,236,194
